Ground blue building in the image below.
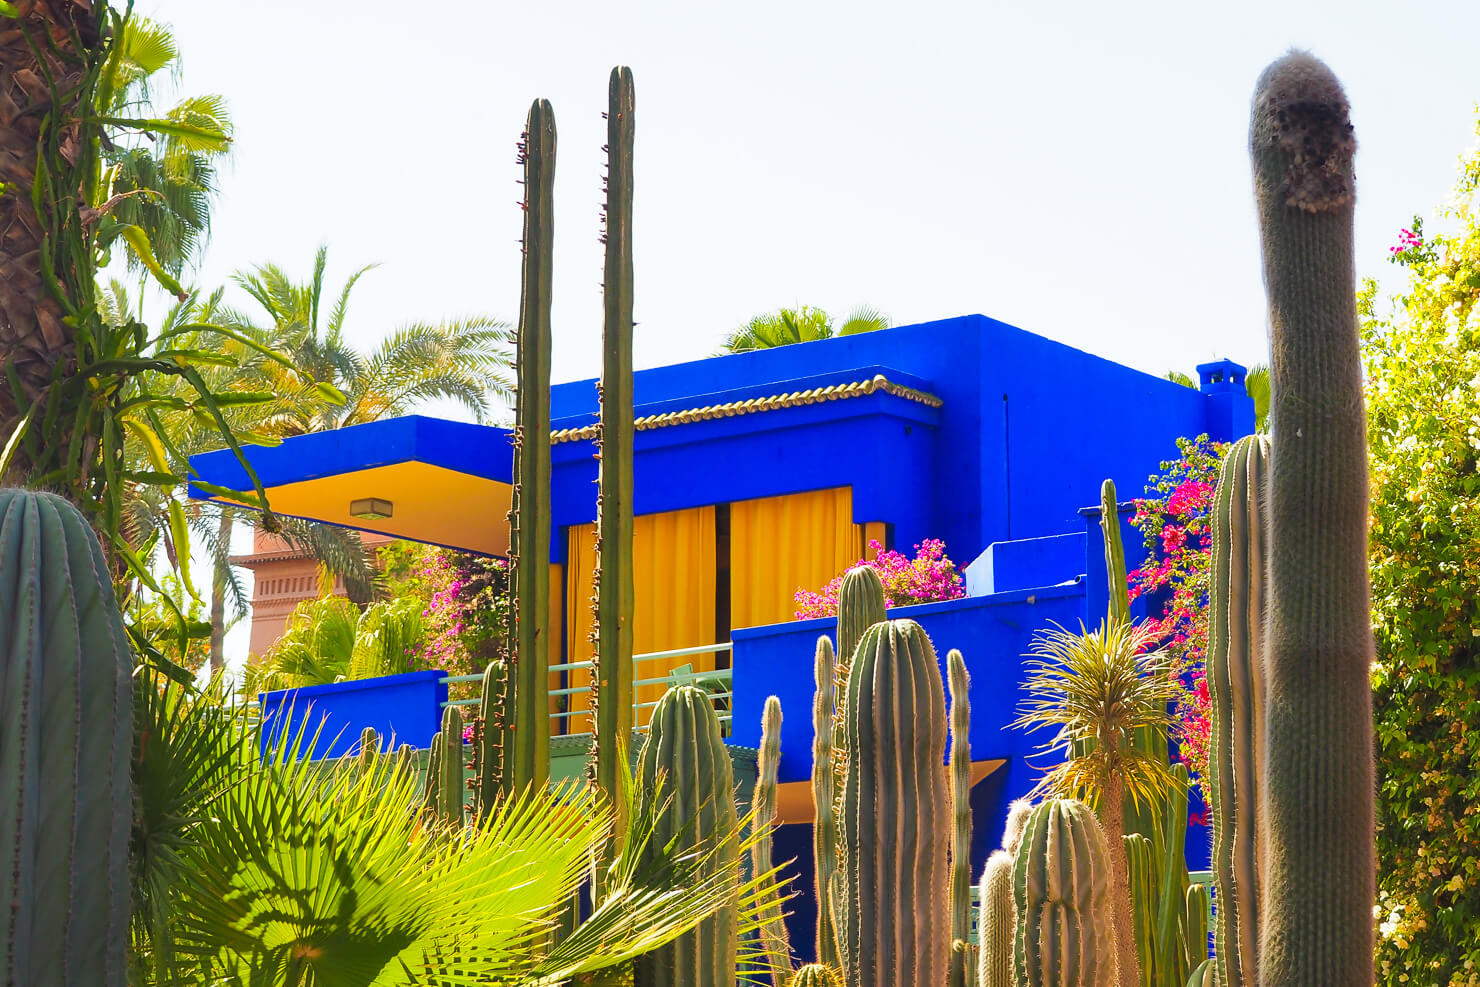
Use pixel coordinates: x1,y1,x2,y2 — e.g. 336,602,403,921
191,313,1252,957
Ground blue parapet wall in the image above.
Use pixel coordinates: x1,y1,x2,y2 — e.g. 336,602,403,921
258,669,448,760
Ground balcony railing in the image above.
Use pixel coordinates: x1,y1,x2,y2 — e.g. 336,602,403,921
439,641,734,737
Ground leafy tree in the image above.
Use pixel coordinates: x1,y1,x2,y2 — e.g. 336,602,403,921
720,304,889,353
1365,118,1480,985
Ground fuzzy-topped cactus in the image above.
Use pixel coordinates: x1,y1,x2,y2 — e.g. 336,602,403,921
1250,51,1373,985
977,849,1015,987
789,963,843,987
1012,798,1116,987
751,695,792,974
838,618,950,987
0,489,132,986
633,686,738,987
1206,433,1271,986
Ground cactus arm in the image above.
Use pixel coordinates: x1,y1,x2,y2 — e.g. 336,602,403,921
591,65,636,844
948,649,974,987
476,658,513,818
423,732,443,817
439,705,465,827
1249,52,1373,986
810,635,841,968
510,96,556,792
1099,478,1130,625
751,696,792,976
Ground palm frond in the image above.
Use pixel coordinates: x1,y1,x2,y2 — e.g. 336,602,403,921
835,304,891,336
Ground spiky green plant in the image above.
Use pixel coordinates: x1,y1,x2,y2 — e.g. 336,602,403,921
1206,433,1270,987
810,635,841,968
633,685,740,987
437,705,465,826
0,489,132,986
789,963,843,987
948,649,975,987
1100,479,1130,625
508,94,556,794
356,726,379,774
1183,884,1210,975
751,696,792,976
1011,619,1183,987
838,619,950,987
590,66,638,845
1003,799,1033,855
1012,798,1116,987
476,658,513,816
977,850,1014,987
1249,51,1373,985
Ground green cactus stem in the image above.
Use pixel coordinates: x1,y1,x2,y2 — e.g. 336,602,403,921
810,635,841,968
1003,798,1033,855
509,95,556,793
1012,798,1116,987
948,649,974,987
1184,884,1210,975
633,686,738,987
423,734,443,816
438,705,465,826
789,964,843,987
1100,478,1130,625
838,619,950,987
0,489,132,986
395,743,414,784
591,65,637,848
1250,51,1373,985
1207,432,1270,987
977,850,1014,987
356,726,379,774
751,695,792,975
477,658,514,817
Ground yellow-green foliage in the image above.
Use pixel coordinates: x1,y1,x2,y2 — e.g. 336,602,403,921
1365,113,1480,984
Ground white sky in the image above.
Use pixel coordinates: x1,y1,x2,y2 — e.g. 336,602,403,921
143,0,1480,668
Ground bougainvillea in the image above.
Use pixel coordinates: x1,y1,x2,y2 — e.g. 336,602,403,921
793,538,965,619
1126,434,1226,795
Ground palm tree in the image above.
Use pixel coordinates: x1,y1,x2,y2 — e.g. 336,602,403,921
720,305,890,353
1010,618,1183,987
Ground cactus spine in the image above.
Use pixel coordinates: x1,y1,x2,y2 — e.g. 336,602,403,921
477,658,514,817
438,705,465,826
948,649,975,987
633,686,738,987
1012,798,1116,987
590,65,637,845
810,635,841,968
838,619,950,987
1206,433,1270,987
509,95,556,793
1250,52,1373,985
751,695,792,975
789,964,843,987
977,850,1015,987
0,489,132,986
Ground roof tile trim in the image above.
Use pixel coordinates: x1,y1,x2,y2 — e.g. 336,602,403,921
548,374,943,444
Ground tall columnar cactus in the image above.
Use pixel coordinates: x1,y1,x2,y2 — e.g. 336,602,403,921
633,686,738,987
948,649,975,987
423,734,443,816
751,695,792,976
1206,433,1270,987
1012,798,1116,987
438,705,466,826
810,635,841,968
0,489,131,986
1183,884,1210,975
789,964,843,987
509,95,556,793
477,658,514,817
838,619,950,987
590,65,637,844
1250,52,1373,985
976,850,1015,987
1100,478,1130,625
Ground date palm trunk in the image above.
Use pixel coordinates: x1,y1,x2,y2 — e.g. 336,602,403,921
0,1,102,473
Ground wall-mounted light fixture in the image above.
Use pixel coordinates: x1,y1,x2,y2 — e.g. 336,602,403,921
349,498,393,521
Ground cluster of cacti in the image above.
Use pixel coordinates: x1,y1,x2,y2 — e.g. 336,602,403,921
589,66,638,837
1122,762,1208,987
0,489,132,986
1012,798,1116,987
422,705,467,826
838,619,951,987
632,685,739,986
508,93,556,795
751,695,793,973
948,649,975,987
1206,433,1270,986
977,800,1030,987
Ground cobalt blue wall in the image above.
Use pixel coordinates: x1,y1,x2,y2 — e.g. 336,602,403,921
258,669,448,760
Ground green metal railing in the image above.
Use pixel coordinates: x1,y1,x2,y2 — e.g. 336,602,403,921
439,641,733,737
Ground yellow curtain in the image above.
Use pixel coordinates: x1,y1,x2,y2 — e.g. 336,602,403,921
563,506,718,734
730,487,861,630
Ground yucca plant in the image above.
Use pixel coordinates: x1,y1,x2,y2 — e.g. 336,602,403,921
1010,619,1183,987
